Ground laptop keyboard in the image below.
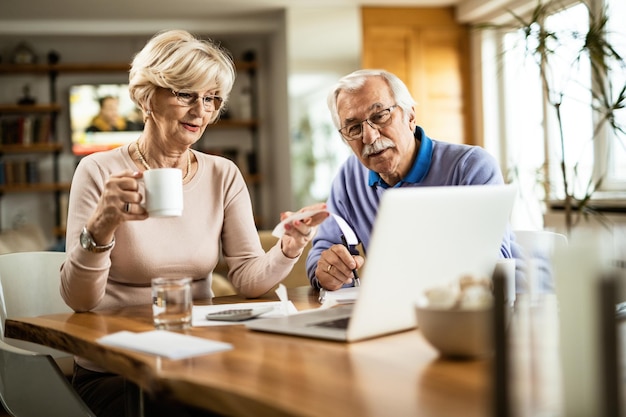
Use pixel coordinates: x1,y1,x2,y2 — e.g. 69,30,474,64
308,317,351,329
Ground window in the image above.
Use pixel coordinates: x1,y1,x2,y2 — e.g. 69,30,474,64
289,73,352,208
481,0,626,228
604,0,626,189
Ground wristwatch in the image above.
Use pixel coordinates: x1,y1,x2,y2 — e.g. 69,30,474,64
80,226,115,253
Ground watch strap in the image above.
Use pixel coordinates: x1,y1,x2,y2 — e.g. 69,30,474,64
81,226,115,253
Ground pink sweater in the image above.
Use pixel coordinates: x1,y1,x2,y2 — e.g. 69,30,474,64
61,144,297,313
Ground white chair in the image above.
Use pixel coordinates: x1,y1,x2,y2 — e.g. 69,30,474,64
0,251,96,416
513,230,568,294
0,251,74,376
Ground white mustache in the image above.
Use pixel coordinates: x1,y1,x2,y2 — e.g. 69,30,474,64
361,138,395,158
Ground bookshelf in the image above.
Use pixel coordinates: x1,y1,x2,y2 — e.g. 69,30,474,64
0,64,65,236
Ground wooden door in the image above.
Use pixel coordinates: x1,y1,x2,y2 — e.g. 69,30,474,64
362,7,474,145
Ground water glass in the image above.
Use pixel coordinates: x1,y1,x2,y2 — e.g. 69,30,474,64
151,277,192,330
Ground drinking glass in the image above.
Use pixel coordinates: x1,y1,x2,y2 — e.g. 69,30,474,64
151,277,192,330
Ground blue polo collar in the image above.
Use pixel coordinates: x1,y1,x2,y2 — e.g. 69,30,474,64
368,126,433,189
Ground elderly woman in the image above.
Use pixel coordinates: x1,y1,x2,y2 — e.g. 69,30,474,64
61,29,327,417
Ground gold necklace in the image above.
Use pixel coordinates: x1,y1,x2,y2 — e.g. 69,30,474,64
135,141,191,181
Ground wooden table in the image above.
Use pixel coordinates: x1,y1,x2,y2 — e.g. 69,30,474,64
6,286,498,417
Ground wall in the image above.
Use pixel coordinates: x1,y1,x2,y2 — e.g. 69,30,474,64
286,7,361,208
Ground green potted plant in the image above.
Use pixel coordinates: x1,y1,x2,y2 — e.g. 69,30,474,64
481,0,626,235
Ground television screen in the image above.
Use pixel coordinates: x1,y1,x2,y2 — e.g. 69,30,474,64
69,84,144,155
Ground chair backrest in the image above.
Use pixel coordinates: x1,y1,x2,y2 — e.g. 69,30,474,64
0,338,96,417
0,251,71,335
258,230,310,288
0,251,74,375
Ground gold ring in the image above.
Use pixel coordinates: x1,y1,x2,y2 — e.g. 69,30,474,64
327,264,332,273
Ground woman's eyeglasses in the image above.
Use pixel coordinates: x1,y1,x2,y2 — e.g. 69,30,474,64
171,90,223,111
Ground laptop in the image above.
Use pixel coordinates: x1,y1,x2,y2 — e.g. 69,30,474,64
247,184,517,342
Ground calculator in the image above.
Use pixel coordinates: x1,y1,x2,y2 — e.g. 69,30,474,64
205,306,274,322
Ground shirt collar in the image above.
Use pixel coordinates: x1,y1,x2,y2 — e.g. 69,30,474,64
368,126,433,189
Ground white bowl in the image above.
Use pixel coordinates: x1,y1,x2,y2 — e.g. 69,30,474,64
415,304,493,359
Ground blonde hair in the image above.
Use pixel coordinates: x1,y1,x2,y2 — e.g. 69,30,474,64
129,29,236,123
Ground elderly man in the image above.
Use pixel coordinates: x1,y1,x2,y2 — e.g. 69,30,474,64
306,69,524,291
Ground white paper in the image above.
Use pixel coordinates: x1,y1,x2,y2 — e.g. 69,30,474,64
271,210,358,248
97,330,233,360
318,286,360,306
192,301,298,326
275,283,292,317
330,214,358,245
275,283,288,302
271,209,329,238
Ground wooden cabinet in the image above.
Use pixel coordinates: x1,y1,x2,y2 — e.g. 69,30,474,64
361,7,474,145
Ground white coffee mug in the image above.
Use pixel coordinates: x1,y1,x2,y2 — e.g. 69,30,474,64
143,168,183,217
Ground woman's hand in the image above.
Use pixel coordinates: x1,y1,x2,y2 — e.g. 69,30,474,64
85,170,149,244
279,203,329,258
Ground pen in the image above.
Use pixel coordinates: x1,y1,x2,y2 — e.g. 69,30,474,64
340,234,361,287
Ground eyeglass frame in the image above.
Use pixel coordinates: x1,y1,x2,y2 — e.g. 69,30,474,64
337,105,399,141
171,89,224,111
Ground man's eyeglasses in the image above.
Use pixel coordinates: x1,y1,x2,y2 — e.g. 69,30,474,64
338,105,398,141
171,90,224,111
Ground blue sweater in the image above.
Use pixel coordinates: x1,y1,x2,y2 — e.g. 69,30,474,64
306,127,517,289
